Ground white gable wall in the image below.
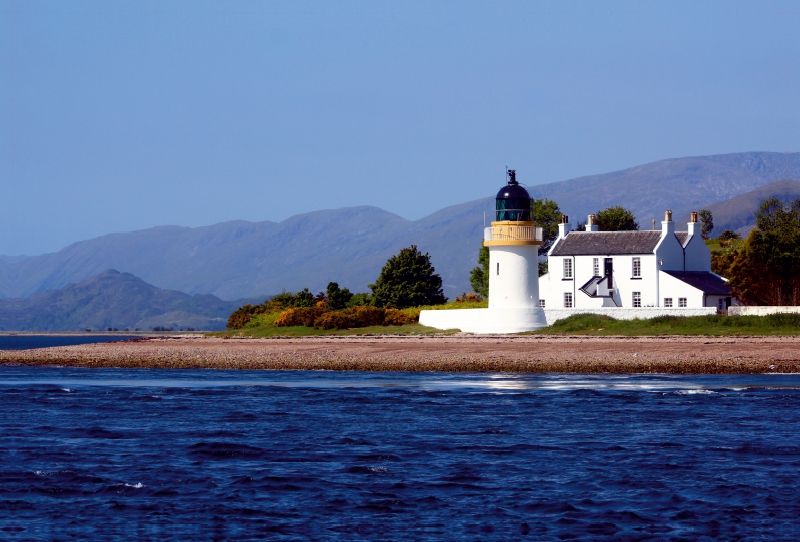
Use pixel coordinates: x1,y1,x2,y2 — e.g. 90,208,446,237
683,233,712,272
653,230,685,272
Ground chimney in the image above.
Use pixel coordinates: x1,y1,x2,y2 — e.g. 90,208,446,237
558,214,572,239
586,214,598,232
661,209,674,237
688,211,698,237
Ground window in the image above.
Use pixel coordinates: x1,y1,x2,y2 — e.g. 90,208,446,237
632,257,641,278
496,262,499,276
632,291,641,308
563,259,573,279
679,297,687,307
717,298,726,311
664,298,673,307
593,258,600,277
539,299,545,308
564,292,573,308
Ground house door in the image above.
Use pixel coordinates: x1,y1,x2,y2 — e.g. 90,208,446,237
604,258,613,277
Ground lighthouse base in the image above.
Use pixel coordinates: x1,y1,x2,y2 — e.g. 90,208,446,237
418,307,548,334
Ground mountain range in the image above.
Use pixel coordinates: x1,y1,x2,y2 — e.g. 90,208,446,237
1,151,799,302
0,270,262,331
677,179,800,237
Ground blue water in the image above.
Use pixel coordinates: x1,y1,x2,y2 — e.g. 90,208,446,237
0,335,138,351
1,368,798,540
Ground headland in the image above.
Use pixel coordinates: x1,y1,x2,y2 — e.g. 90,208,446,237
2,335,798,373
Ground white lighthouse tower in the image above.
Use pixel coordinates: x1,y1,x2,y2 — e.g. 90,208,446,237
419,169,548,333
480,170,548,332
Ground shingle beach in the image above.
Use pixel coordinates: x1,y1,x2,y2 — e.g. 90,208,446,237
2,335,799,373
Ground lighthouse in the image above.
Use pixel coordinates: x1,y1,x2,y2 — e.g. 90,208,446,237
480,170,548,331
418,169,548,333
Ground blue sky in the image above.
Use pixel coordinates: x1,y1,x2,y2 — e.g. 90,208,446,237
2,1,798,256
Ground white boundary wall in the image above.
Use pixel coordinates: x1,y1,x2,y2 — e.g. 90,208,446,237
419,308,547,334
728,306,800,316
543,308,716,326
420,307,716,333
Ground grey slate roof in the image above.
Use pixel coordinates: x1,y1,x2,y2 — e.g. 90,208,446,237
675,232,689,247
551,230,665,256
662,271,731,295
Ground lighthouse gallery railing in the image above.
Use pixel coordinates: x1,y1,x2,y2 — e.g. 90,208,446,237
484,224,543,243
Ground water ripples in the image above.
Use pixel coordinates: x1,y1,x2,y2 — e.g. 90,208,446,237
0,368,798,539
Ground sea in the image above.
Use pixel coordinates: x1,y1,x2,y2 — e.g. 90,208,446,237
0,335,139,351
0,350,798,539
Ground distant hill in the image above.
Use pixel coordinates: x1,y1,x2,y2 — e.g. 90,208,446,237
0,255,29,264
0,270,264,331
530,152,800,226
677,180,800,238
0,151,798,300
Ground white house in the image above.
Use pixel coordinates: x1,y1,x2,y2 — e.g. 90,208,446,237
538,211,732,312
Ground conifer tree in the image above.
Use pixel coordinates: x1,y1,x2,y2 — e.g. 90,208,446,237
370,246,447,308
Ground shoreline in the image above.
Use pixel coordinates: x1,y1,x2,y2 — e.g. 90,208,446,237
2,335,799,373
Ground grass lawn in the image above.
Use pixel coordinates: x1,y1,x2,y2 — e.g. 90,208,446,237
531,313,800,336
216,300,486,337
213,323,459,338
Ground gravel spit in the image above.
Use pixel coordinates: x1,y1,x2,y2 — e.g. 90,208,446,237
2,334,800,373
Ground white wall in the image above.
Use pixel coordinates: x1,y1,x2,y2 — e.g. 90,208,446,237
544,307,716,325
683,233,712,272
729,306,800,316
658,271,705,307
419,307,547,333
609,254,657,308
540,254,658,309
489,245,540,309
419,306,716,333
654,224,685,272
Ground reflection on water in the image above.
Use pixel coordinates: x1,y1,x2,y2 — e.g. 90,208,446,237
2,368,798,392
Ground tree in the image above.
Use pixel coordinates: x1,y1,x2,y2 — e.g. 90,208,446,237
595,206,639,231
346,292,372,307
370,245,447,308
534,198,563,276
469,245,489,297
717,229,740,241
699,209,714,240
727,197,800,305
326,282,353,310
294,288,314,307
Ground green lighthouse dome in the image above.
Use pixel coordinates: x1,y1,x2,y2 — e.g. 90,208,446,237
495,170,532,221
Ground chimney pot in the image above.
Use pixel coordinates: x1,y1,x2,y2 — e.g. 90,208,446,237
561,214,568,224
665,210,672,222
690,211,698,223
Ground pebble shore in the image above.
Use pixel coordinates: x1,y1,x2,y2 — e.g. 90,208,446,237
2,335,800,373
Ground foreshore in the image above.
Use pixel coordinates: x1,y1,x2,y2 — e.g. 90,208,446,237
1,335,799,373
